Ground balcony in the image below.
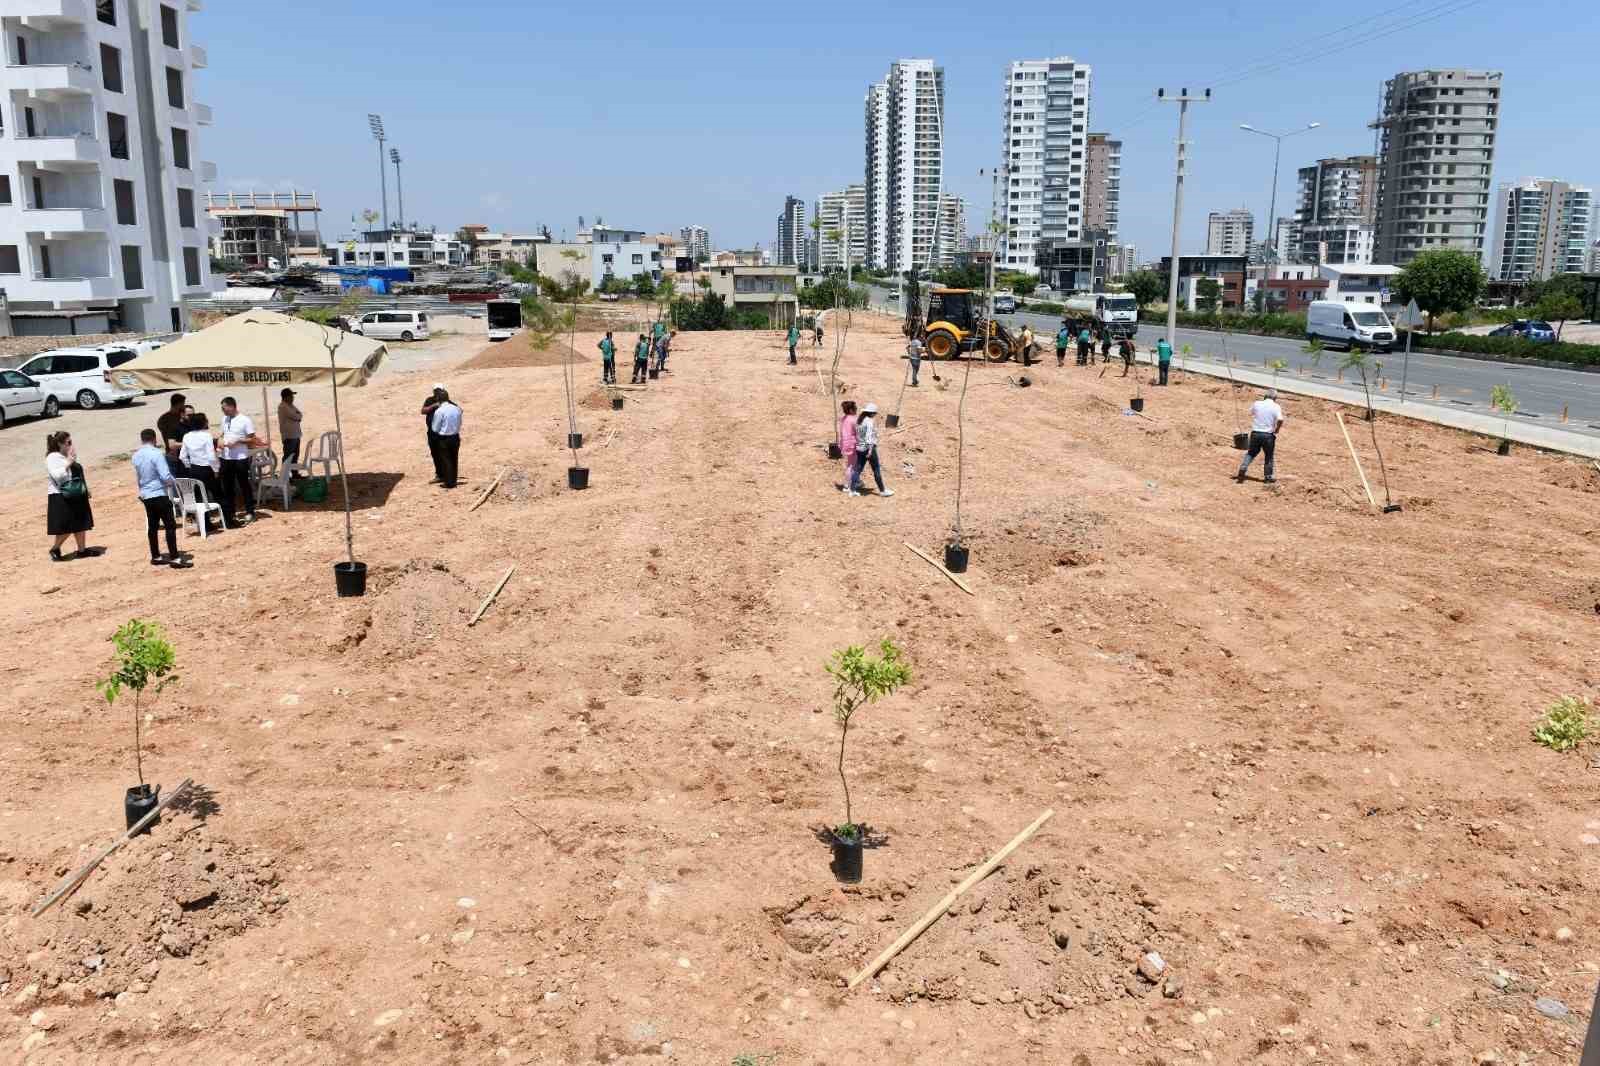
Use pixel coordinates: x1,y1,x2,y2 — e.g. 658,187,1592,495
28,273,119,301
194,102,213,125
189,44,207,68
12,0,90,24
22,206,108,234
200,160,217,182
13,132,100,164
6,62,97,98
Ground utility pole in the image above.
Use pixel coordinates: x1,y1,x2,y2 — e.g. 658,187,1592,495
368,114,387,232
390,148,404,231
1157,88,1209,349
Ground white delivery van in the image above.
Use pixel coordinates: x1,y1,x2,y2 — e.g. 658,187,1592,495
352,310,430,341
15,346,142,409
1306,300,1397,352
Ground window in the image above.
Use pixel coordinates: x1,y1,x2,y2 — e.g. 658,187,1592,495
631,253,643,265
107,112,129,158
165,67,183,108
160,5,179,48
118,244,144,289
0,177,9,205
113,180,135,224
39,246,52,277
97,0,115,24
171,128,190,169
106,348,137,368
176,188,194,227
31,177,44,209
0,246,18,274
182,247,200,286
16,36,27,66
101,44,122,92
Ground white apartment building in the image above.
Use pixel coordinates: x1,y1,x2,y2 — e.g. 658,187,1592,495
1373,69,1502,265
328,228,465,269
775,194,805,267
1206,209,1254,256
1,0,215,336
998,56,1092,275
1295,155,1376,265
815,184,865,272
863,59,944,273
1084,132,1119,244
936,192,965,267
1487,177,1592,282
534,229,661,290
679,224,709,263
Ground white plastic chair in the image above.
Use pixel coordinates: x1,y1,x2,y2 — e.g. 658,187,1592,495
300,431,344,481
248,448,277,495
167,477,223,538
256,454,301,510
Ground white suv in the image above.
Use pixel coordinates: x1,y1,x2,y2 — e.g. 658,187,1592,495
15,345,143,409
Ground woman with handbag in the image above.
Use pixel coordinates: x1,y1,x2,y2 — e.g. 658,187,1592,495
45,431,96,561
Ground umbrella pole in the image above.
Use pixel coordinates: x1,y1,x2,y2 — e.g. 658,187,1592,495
261,385,271,448
329,346,355,566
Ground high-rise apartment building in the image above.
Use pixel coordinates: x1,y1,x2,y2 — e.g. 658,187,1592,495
679,225,710,263
863,59,945,273
1294,155,1377,264
936,193,965,267
815,184,866,272
1373,69,1502,266
1487,178,1593,282
1084,133,1120,244
0,0,215,334
998,56,1092,274
1206,209,1254,256
775,195,806,267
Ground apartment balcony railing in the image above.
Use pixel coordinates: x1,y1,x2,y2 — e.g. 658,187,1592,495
11,0,90,22
27,273,119,300
5,61,96,97
22,205,109,234
193,102,213,125
189,44,208,68
12,131,99,164
199,161,218,182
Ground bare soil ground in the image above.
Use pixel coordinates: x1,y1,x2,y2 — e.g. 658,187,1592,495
2,311,1598,1064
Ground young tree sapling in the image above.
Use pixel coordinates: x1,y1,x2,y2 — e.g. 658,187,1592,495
825,639,911,842
98,619,178,786
1491,384,1517,452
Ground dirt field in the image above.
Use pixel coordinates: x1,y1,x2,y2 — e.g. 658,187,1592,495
2,310,1598,1064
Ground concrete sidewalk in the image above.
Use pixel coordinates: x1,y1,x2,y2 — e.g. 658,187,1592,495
1167,354,1600,460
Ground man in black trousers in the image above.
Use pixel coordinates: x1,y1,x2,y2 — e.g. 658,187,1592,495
429,389,463,488
421,384,446,483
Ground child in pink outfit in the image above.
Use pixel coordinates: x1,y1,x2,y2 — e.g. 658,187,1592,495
837,401,859,492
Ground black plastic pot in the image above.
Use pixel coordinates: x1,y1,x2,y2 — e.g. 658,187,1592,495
568,466,590,490
567,432,584,449
611,396,624,410
830,832,863,883
648,367,660,380
944,544,970,574
1129,397,1145,413
1232,432,1250,451
334,561,368,597
827,443,843,460
885,413,900,428
1017,376,1031,387
125,783,159,833
1496,439,1511,456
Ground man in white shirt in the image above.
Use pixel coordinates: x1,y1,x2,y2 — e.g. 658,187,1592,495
1236,389,1285,484
429,389,463,489
218,396,258,523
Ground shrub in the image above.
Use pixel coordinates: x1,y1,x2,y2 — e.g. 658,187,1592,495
1139,309,1308,338
98,619,179,786
1532,696,1592,752
1413,331,1600,367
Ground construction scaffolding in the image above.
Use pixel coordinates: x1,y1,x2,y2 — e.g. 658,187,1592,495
205,190,323,270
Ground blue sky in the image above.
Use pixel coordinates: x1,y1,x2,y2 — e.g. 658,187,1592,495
200,0,1598,260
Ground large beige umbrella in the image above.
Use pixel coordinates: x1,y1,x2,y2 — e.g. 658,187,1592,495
117,309,389,588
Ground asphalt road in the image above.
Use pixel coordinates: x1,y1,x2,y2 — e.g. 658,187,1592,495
864,283,1600,437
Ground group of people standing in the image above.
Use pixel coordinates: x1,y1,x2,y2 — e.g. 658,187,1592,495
598,321,675,386
421,385,465,488
835,400,893,498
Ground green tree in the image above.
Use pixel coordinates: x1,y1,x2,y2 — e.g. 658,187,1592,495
1490,383,1517,444
825,639,911,840
98,620,179,786
1125,269,1166,308
800,276,867,310
1196,278,1222,313
632,273,657,299
1392,248,1486,332
934,263,986,289
1533,293,1584,340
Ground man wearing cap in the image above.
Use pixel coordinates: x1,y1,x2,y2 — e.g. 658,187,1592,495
849,402,893,498
1236,388,1285,484
422,384,446,484
277,387,303,470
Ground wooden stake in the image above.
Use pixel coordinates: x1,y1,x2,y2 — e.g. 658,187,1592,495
469,468,507,513
1334,411,1377,508
468,565,517,627
847,809,1055,990
904,542,974,596
31,779,195,918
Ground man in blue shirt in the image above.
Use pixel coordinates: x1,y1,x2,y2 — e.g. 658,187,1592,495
132,428,186,566
429,389,464,488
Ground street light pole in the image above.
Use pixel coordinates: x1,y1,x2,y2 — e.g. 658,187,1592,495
390,148,404,231
1239,121,1321,290
1157,88,1210,349
367,114,387,232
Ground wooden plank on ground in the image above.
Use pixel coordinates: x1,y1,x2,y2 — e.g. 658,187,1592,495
468,565,517,627
1334,412,1377,508
904,542,974,596
31,778,195,918
469,468,507,512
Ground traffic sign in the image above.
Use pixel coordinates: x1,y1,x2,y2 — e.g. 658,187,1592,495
1394,299,1425,329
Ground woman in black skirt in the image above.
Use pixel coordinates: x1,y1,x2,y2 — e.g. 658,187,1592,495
45,431,96,561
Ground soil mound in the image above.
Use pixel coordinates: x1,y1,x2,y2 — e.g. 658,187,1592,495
355,560,479,660
460,338,586,371
497,467,554,504
5,819,282,1001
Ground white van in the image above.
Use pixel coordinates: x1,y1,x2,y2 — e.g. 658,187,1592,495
1306,300,1397,352
15,345,143,409
352,310,430,342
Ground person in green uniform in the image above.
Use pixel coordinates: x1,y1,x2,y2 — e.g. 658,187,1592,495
598,332,616,384
1055,324,1070,367
631,334,651,384
1156,337,1173,385
1077,325,1092,366
787,322,800,365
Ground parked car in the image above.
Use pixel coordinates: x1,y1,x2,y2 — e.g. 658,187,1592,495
1306,300,1397,352
350,310,431,341
1488,319,1556,343
0,369,58,427
992,293,1017,314
15,345,142,409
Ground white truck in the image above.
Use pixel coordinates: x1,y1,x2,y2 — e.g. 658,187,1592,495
486,299,522,341
1062,293,1139,339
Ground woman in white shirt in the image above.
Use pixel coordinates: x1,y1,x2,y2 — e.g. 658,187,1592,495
849,402,893,498
45,430,95,561
178,412,230,529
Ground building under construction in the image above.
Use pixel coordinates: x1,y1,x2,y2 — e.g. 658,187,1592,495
206,191,323,270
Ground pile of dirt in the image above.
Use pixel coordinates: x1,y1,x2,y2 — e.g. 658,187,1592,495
460,338,586,371
775,862,1175,1015
351,560,479,660
497,467,552,504
1548,461,1600,494
976,506,1107,584
578,387,618,411
5,820,282,1001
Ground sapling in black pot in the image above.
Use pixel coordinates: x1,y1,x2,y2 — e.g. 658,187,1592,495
98,619,178,832
824,639,911,883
